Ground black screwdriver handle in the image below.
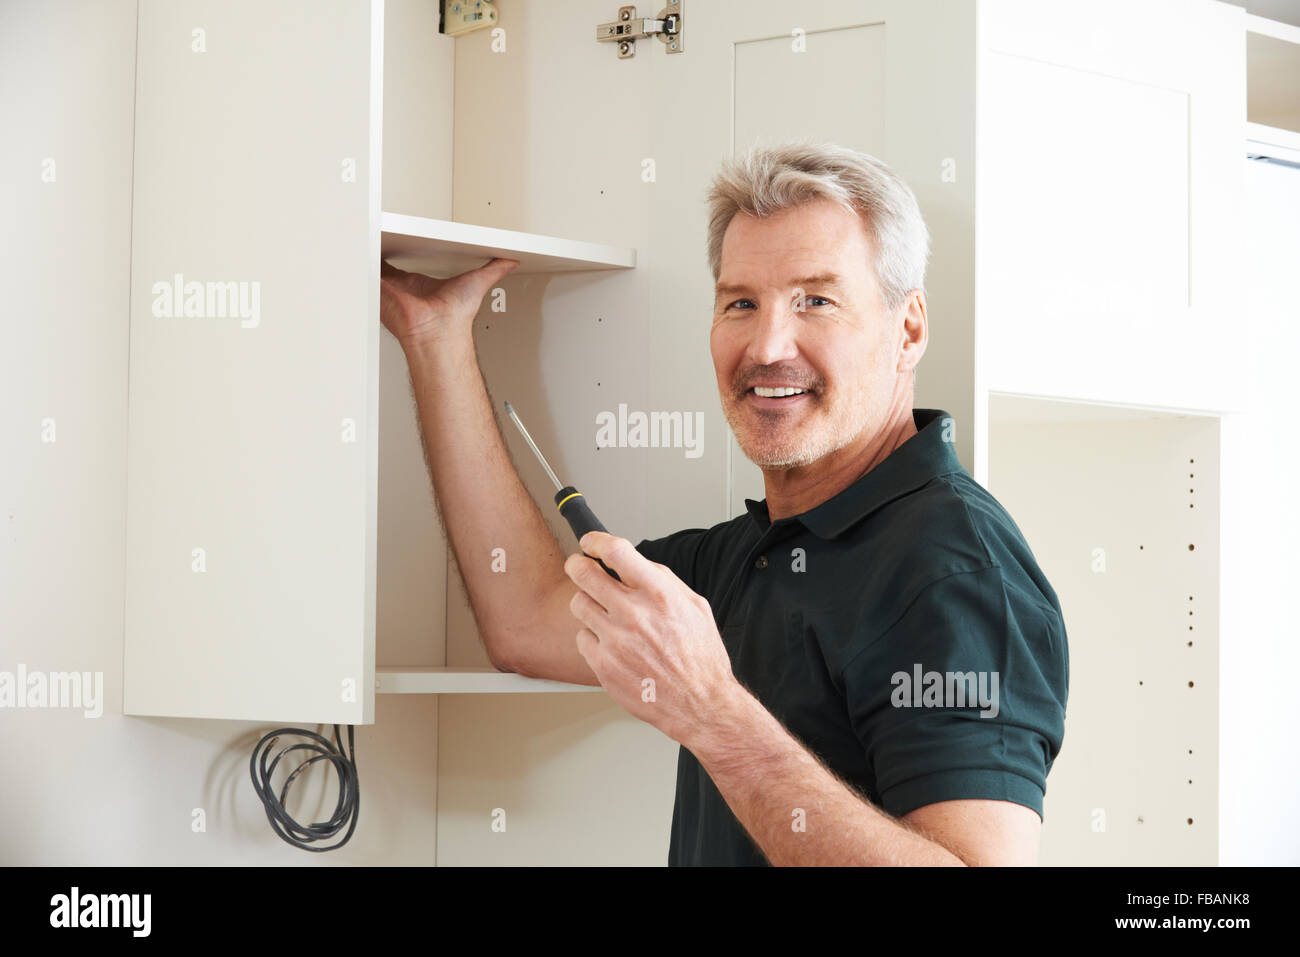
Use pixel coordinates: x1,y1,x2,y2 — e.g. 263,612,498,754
555,486,621,582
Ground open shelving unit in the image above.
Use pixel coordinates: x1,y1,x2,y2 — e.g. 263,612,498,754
374,217,635,697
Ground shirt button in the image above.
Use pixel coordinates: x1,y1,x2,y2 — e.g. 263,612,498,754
755,555,768,569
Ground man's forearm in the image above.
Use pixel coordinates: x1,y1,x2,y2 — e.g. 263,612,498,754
401,335,568,663
688,682,966,865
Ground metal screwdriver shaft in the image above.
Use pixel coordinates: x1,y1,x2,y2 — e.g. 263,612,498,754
504,401,621,582
504,401,562,491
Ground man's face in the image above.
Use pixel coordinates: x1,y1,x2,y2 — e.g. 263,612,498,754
710,197,901,470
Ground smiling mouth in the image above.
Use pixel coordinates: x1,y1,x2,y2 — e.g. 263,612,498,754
746,385,814,401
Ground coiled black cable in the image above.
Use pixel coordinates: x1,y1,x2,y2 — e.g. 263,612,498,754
249,724,359,851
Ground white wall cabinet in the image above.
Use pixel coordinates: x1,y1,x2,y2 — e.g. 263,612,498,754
122,0,632,725
974,0,1245,866
1219,11,1300,867
972,0,1248,479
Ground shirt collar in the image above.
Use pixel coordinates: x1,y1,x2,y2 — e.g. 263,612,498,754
743,408,962,539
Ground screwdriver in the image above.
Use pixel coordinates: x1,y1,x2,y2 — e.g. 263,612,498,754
504,400,622,582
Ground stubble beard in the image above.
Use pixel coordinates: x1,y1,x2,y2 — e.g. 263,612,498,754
724,389,867,470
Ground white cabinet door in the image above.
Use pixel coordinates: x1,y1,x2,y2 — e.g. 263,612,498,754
124,0,383,723
976,0,1247,414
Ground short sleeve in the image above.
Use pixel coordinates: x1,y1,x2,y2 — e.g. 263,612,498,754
635,528,709,596
840,564,1068,820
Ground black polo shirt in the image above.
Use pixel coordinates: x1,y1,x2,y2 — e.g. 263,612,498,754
634,407,1069,866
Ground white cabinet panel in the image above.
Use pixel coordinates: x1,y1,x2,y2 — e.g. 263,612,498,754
976,0,1246,414
980,53,1190,394
1219,158,1300,865
124,0,382,723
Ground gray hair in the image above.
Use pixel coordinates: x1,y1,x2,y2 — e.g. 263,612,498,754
705,140,930,312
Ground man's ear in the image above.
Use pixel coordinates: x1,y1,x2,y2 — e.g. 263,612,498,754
897,289,928,374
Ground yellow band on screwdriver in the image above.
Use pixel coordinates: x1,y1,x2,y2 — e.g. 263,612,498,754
556,491,584,510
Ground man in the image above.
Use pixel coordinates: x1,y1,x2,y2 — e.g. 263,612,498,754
380,141,1069,866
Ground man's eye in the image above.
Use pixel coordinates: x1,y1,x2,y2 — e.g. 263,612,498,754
725,296,830,310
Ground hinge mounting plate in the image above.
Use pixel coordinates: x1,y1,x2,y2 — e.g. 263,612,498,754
440,0,500,38
596,2,684,59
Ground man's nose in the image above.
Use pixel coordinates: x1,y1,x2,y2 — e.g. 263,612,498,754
744,303,801,367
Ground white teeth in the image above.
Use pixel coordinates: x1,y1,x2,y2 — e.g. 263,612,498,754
752,386,808,398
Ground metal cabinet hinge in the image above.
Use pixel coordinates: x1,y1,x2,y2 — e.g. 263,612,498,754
596,1,685,59
439,0,499,38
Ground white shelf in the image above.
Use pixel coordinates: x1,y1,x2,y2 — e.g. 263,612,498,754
1247,121,1300,165
380,212,636,277
376,666,605,695
1245,12,1300,46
